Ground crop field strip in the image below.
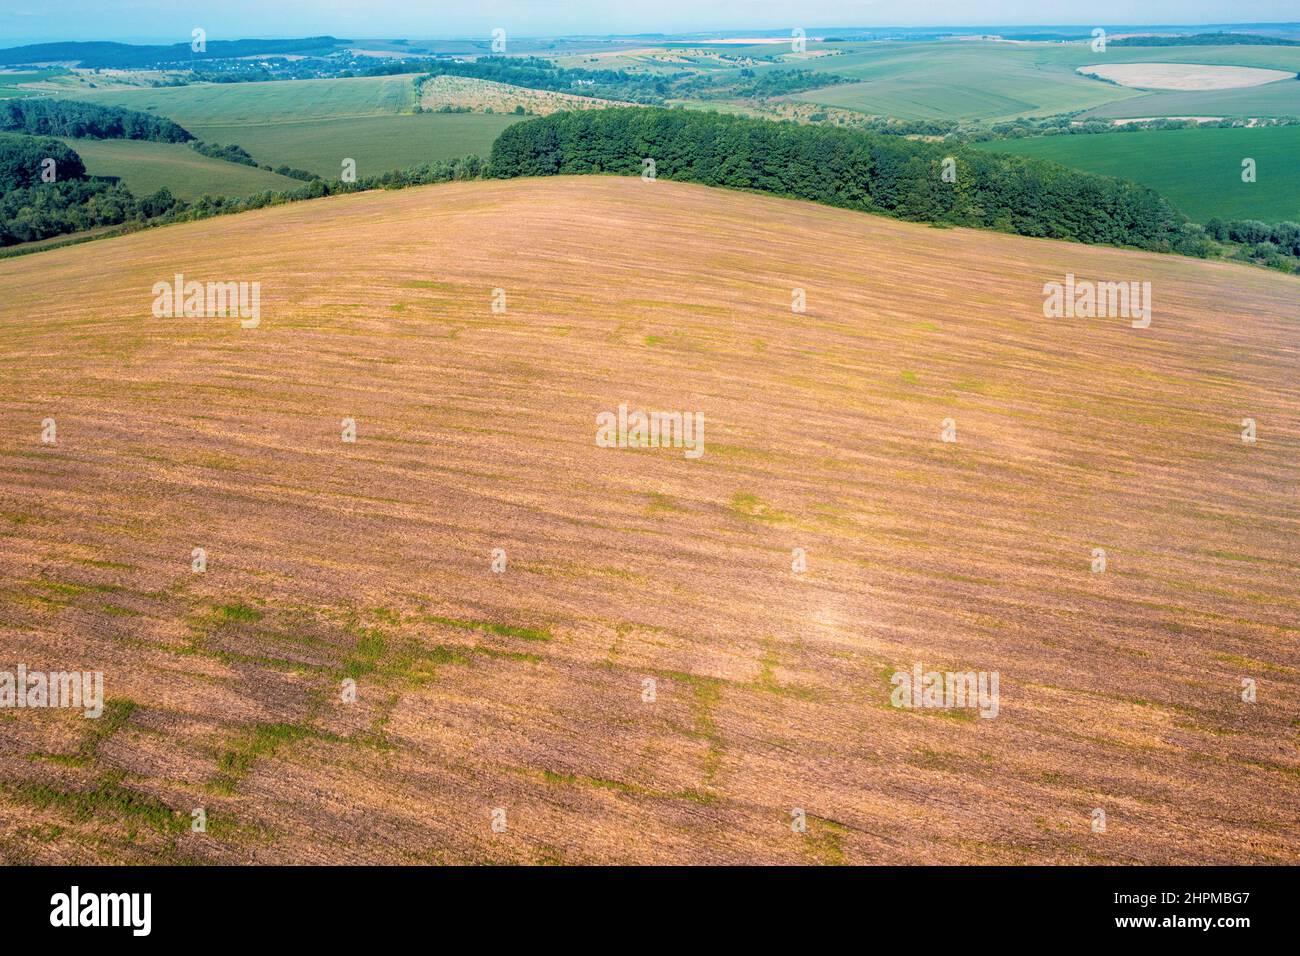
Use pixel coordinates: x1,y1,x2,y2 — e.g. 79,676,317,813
776,41,1300,120
60,138,304,201
1079,80,1300,119
42,75,523,181
0,177,1297,864
186,114,523,180
54,74,422,126
0,70,64,100
975,125,1300,223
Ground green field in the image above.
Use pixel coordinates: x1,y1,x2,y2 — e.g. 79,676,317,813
52,75,519,178
1080,80,1300,119
975,125,1300,222
0,69,64,99
56,74,420,125
786,42,1141,120
780,41,1300,121
189,113,522,178
63,138,302,200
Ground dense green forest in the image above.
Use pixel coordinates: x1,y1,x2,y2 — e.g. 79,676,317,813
0,132,186,244
0,133,85,191
1205,218,1300,252
1110,32,1300,47
0,37,346,69
0,98,339,244
0,179,183,245
0,146,483,249
0,102,191,244
0,99,193,142
1204,217,1300,268
488,107,1207,254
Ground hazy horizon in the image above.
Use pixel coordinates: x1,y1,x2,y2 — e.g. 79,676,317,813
2,0,1298,45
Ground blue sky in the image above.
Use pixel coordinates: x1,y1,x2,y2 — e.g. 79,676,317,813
2,1,1296,44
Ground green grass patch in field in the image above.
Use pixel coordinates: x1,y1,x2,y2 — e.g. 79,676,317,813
1212,652,1295,675
213,602,262,624
344,625,388,678
5,771,186,833
424,614,552,642
33,698,137,768
646,491,684,515
212,721,320,794
729,492,788,523
100,602,140,617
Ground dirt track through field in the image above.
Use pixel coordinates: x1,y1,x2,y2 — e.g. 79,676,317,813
0,177,1297,863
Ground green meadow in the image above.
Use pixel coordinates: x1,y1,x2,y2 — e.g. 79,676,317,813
0,69,63,99
781,41,1300,121
52,74,520,179
55,74,420,125
62,138,302,201
786,42,1142,120
975,125,1300,222
188,113,522,179
1080,80,1300,119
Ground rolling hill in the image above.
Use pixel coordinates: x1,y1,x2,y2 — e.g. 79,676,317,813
0,177,1296,864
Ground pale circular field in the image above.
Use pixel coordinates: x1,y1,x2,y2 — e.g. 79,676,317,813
1077,62,1296,90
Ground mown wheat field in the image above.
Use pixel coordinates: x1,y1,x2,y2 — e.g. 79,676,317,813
0,177,1296,863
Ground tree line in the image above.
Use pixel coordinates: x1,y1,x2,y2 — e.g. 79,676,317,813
0,133,86,191
402,56,681,103
190,141,318,181
488,107,1207,255
1,149,484,250
0,131,184,245
402,57,849,106
674,68,850,101
1204,218,1300,269
1110,33,1300,47
0,37,346,70
0,98,339,245
0,99,193,142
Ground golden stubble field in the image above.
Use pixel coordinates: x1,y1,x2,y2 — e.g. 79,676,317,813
0,177,1296,864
